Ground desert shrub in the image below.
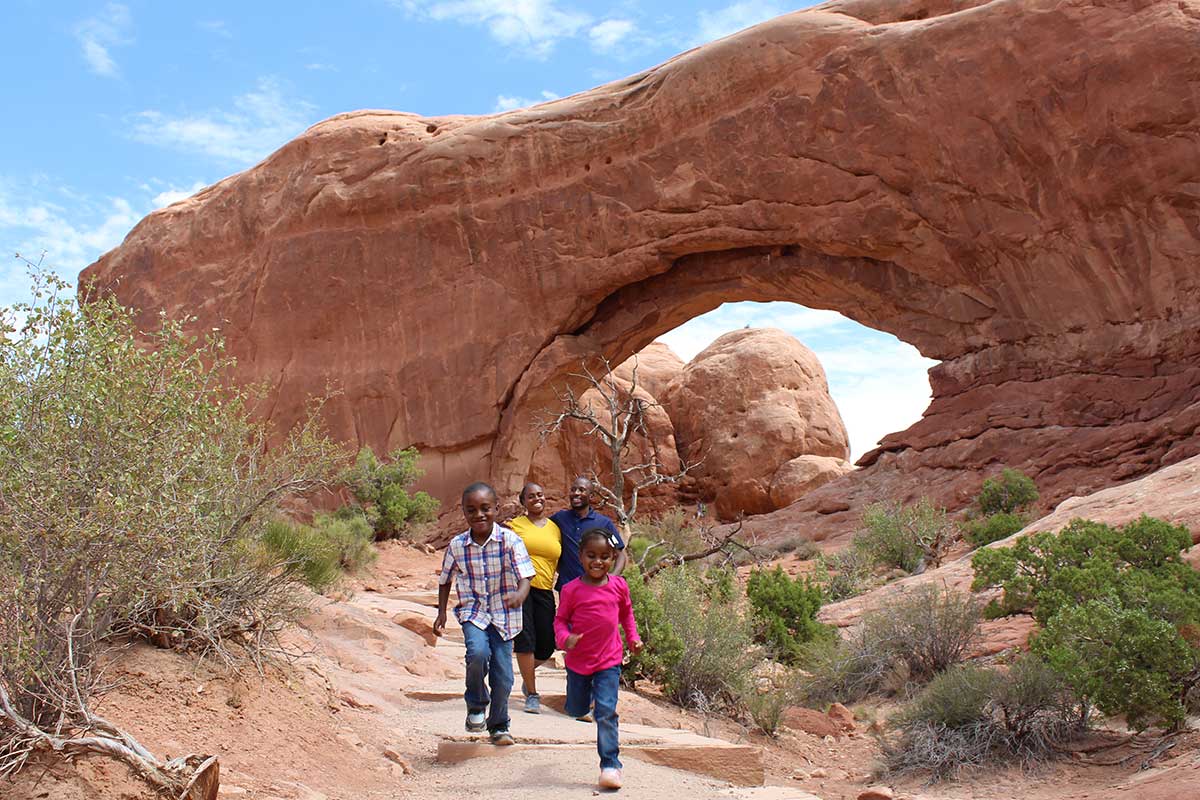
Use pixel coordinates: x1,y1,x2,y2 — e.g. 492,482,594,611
963,511,1026,548
978,468,1039,516
972,515,1200,729
622,562,684,686
627,565,757,709
746,566,831,665
857,498,955,573
628,508,703,567
0,269,343,787
262,512,376,592
884,657,1083,780
741,671,796,736
797,586,979,706
813,545,874,601
342,446,438,539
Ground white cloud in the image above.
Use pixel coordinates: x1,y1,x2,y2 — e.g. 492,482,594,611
493,90,561,112
129,78,317,166
399,0,591,57
152,181,207,209
198,19,232,38
589,19,635,52
656,301,935,460
695,1,786,44
75,3,133,78
305,62,338,72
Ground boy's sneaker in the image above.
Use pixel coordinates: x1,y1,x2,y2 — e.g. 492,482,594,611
599,768,623,789
490,728,515,746
523,693,542,714
465,711,486,733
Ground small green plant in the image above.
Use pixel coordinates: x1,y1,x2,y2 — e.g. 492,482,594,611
746,566,831,665
262,513,377,592
857,498,955,573
883,656,1083,780
796,586,980,706
741,672,795,736
623,562,685,686
342,446,439,539
978,468,1039,515
963,469,1039,547
813,545,874,601
963,511,1026,548
972,515,1200,729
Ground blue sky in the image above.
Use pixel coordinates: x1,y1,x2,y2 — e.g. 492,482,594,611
0,0,934,458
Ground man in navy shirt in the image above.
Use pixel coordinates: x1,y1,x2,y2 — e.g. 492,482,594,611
551,476,627,591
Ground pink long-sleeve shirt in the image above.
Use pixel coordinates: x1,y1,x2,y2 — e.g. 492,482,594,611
554,575,641,675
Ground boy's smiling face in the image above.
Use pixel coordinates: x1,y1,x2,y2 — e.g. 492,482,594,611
462,488,498,540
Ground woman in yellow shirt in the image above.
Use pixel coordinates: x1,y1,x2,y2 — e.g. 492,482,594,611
508,482,562,714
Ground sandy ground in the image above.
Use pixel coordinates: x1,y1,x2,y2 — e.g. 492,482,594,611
5,540,1199,800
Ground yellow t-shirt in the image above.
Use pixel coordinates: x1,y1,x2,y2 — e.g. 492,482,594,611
508,516,562,591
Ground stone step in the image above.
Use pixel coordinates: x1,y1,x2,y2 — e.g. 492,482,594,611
435,740,764,787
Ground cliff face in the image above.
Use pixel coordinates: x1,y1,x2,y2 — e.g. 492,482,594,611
83,0,1200,532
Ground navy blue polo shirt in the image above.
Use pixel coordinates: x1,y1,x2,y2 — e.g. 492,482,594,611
550,507,625,591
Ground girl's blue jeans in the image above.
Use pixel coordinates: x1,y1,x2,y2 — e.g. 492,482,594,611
565,665,622,769
462,622,514,733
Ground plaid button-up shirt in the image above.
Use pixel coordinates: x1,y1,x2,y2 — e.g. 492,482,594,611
438,523,535,641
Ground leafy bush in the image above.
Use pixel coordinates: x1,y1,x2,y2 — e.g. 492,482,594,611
628,508,702,567
746,566,831,665
963,511,1026,548
813,545,874,601
342,446,438,539
0,269,343,787
857,498,954,573
884,657,1083,780
262,512,377,592
623,564,757,710
978,468,1039,515
972,515,1200,729
797,586,979,706
741,671,795,736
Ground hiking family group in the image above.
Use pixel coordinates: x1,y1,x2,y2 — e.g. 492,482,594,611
433,476,642,791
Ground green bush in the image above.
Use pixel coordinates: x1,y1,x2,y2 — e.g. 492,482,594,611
746,566,831,665
623,562,684,686
797,586,979,706
624,564,757,710
972,515,1200,729
342,446,438,539
978,468,1039,516
963,511,1026,548
262,513,377,592
813,545,874,601
884,656,1083,780
741,671,795,736
628,508,703,568
857,498,954,573
0,269,343,777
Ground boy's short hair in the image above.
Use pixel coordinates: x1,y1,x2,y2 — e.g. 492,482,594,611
461,481,497,502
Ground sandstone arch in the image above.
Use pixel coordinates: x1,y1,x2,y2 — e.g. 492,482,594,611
83,0,1200,540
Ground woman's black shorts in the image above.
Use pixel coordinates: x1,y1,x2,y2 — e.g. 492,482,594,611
513,587,556,660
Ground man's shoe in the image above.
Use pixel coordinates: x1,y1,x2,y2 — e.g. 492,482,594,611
599,768,623,789
465,711,486,733
490,728,515,746
576,710,594,723
523,693,542,714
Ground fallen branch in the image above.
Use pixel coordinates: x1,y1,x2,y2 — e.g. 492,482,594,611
642,521,745,580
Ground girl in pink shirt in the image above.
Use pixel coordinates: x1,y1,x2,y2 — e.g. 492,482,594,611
554,528,642,790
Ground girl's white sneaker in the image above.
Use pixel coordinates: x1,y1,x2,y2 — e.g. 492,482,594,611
598,768,623,789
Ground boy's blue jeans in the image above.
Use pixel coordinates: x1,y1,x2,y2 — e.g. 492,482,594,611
462,622,514,733
565,665,622,769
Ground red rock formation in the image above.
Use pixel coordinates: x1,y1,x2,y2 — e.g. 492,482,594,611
82,0,1200,534
662,328,850,519
769,455,854,509
613,342,684,402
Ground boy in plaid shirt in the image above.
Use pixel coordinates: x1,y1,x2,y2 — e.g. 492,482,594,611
434,482,535,744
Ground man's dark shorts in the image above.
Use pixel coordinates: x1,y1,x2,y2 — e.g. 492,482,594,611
513,587,556,661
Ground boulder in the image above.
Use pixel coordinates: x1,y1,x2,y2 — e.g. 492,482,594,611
613,342,684,401
770,455,855,509
82,0,1200,540
662,328,849,520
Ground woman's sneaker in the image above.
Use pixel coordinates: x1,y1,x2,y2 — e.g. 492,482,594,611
598,768,623,789
490,728,515,746
465,711,486,733
523,693,542,714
